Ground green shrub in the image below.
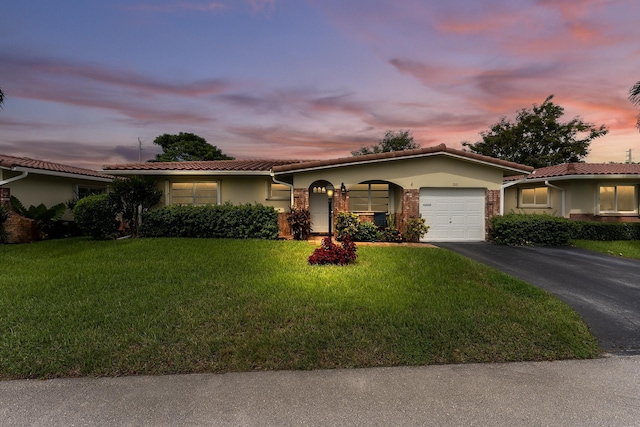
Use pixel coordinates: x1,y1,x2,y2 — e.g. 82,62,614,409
0,204,9,243
139,203,279,239
336,212,359,241
404,217,429,243
353,221,381,242
308,235,357,265
571,221,640,241
490,213,573,246
287,207,311,240
73,194,118,240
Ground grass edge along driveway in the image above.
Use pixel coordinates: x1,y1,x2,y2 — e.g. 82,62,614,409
0,238,601,379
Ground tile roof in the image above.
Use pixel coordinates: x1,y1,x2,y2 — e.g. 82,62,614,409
0,154,114,180
103,159,305,172
271,144,534,174
504,162,640,181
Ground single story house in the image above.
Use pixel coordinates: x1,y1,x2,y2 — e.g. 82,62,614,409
503,163,640,223
0,154,114,219
104,144,533,242
1,154,114,243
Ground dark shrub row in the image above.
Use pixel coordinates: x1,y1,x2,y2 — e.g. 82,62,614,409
138,203,280,239
490,213,640,246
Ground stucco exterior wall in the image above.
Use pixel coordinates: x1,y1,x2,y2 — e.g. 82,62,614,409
157,175,291,212
289,156,506,192
1,173,109,220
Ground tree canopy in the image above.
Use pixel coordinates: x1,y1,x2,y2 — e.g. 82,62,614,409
150,132,234,162
352,130,419,156
630,81,640,130
463,96,608,168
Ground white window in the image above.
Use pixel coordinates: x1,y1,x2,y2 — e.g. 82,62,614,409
350,183,389,212
519,187,548,207
170,182,219,205
599,185,637,213
267,182,291,200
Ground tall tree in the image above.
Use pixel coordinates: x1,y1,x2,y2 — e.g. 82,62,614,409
463,95,608,168
150,132,234,162
110,176,162,237
352,130,419,156
630,81,640,130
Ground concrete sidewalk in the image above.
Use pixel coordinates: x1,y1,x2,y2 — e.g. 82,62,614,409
1,355,638,426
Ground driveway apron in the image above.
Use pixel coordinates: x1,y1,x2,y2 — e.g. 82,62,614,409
436,242,640,355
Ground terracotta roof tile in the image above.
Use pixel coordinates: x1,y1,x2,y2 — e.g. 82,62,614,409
272,144,534,174
103,159,304,172
504,163,640,181
0,154,114,180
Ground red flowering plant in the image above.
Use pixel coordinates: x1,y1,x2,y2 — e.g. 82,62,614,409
308,235,357,265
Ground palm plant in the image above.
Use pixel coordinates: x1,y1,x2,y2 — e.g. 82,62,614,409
630,81,640,130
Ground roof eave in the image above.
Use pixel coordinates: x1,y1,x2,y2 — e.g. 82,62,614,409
11,166,114,182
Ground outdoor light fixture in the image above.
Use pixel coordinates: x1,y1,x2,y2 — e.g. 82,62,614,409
326,187,334,238
340,182,347,194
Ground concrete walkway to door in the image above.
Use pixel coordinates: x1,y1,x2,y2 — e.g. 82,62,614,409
436,242,640,355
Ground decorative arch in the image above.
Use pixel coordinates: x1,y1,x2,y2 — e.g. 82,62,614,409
308,180,334,234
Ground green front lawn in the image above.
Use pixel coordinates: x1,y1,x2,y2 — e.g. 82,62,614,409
571,240,640,260
0,238,600,379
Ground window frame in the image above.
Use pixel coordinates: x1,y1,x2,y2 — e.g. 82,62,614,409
170,181,220,206
266,182,291,201
597,184,638,214
518,186,550,208
349,182,390,213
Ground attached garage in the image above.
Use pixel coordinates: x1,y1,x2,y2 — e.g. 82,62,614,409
419,188,485,242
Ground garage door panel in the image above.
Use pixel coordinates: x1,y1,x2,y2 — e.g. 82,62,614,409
420,188,485,242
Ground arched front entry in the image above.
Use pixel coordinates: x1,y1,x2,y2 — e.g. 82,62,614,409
309,181,333,234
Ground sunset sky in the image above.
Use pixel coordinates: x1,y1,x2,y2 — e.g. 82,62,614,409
1,0,639,170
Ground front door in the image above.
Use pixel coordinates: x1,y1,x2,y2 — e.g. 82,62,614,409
309,190,329,233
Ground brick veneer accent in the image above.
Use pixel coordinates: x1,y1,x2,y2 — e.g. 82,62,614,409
4,213,38,244
293,188,308,211
569,214,640,223
277,212,291,238
485,189,500,238
0,187,10,208
397,189,419,231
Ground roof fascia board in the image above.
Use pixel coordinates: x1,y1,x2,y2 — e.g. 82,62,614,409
12,166,113,182
519,174,640,183
273,151,532,175
102,170,271,176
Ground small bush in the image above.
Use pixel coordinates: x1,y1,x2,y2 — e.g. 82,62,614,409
404,217,429,243
308,235,357,265
73,194,118,240
139,203,279,239
353,221,381,242
336,212,360,241
490,213,573,246
380,228,404,242
287,207,312,240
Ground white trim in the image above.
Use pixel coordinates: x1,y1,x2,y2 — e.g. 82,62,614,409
544,181,565,217
102,170,271,176
500,177,528,215
273,151,532,176
0,170,29,186
270,172,294,207
5,166,112,183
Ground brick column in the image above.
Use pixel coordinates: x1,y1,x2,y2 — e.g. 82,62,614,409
0,187,10,208
399,189,420,231
485,189,500,238
293,188,309,210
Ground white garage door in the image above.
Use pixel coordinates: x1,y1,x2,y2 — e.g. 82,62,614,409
419,188,485,242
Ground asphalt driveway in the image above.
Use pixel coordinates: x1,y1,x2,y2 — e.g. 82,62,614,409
436,242,640,355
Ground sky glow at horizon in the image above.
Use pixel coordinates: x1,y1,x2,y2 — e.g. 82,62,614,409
1,0,639,170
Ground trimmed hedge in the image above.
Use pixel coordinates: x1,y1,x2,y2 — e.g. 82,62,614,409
572,221,640,241
73,193,118,240
490,213,640,246
138,203,280,239
489,213,573,246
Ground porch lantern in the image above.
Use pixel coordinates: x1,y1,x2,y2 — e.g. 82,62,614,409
326,187,334,238
340,182,347,194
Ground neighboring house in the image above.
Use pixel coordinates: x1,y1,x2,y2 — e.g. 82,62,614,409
104,145,533,242
503,163,640,222
0,154,114,221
